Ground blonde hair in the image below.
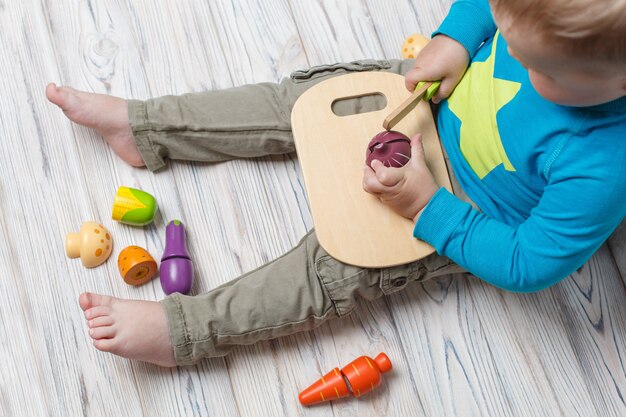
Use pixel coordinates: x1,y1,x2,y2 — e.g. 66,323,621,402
489,0,626,64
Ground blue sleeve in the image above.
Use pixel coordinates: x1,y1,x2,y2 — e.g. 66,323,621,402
413,128,626,293
433,0,497,58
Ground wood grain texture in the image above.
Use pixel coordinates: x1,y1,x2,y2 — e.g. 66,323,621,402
1,0,625,416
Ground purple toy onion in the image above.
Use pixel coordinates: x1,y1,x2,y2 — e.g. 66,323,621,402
365,130,412,168
160,220,194,295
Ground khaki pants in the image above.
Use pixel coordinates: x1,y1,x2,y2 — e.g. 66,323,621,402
128,59,468,365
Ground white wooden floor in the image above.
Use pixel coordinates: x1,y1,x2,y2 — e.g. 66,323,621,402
1,1,626,416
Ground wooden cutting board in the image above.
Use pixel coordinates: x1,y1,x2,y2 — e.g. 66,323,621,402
291,72,451,268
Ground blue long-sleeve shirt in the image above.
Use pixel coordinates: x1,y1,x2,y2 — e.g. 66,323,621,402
413,0,626,292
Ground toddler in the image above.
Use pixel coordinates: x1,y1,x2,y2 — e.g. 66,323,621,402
46,0,626,367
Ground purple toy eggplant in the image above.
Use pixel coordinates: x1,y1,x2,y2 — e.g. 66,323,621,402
160,220,194,295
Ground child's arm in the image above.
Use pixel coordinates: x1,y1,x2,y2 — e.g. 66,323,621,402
413,174,625,292
434,0,497,60
365,128,626,293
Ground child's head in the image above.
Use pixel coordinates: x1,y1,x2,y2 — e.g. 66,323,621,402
489,0,626,107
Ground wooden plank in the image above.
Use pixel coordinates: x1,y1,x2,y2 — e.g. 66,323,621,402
364,0,454,59
0,1,189,415
0,2,119,416
288,0,386,64
2,0,626,416
386,244,626,416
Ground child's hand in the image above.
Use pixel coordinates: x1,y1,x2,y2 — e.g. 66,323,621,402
362,134,440,221
405,35,470,104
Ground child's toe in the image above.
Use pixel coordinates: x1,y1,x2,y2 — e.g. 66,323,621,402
78,292,93,311
52,86,80,112
84,305,113,320
93,338,116,353
45,83,58,103
80,292,114,312
88,316,114,328
89,325,116,340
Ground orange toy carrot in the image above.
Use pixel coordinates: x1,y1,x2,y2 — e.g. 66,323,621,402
299,352,392,406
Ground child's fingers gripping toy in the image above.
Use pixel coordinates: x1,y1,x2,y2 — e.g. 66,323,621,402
299,352,392,406
369,35,441,167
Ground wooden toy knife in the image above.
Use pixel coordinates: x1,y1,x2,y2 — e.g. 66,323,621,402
383,81,441,131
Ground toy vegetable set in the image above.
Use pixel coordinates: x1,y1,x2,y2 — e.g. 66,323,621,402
65,186,194,296
64,187,393,406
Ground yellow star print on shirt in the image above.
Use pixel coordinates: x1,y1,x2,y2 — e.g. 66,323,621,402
447,31,522,180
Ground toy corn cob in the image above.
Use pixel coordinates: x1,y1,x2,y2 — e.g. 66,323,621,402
112,186,158,226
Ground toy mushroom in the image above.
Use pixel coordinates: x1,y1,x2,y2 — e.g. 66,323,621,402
66,221,113,268
401,33,429,59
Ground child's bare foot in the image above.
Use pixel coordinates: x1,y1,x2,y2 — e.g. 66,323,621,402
46,83,145,167
79,292,176,367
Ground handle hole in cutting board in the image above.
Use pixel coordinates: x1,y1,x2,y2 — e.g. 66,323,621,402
331,92,387,117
